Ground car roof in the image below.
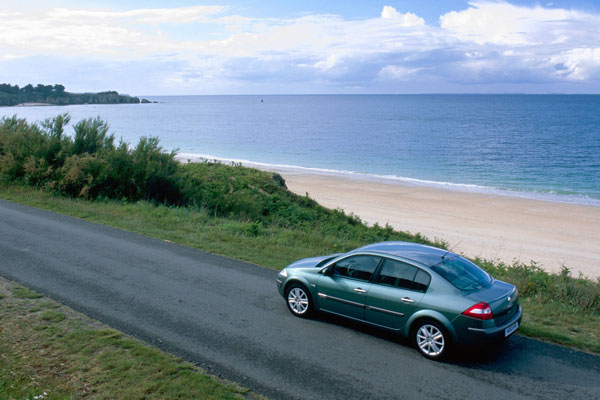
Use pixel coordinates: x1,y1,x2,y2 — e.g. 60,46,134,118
350,241,448,267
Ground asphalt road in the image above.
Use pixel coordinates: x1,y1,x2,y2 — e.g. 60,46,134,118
1,199,599,400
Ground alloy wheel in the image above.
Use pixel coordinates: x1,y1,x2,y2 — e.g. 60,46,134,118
287,287,309,315
416,324,445,357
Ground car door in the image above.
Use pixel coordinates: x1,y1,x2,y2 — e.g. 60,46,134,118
316,254,382,321
365,258,431,331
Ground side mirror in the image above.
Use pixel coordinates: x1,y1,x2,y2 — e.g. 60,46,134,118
321,266,333,276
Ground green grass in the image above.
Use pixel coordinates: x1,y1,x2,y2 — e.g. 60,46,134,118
1,183,599,355
518,298,600,352
0,279,259,399
12,285,43,299
40,310,66,323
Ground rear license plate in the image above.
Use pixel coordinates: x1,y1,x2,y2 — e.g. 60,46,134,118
505,321,518,337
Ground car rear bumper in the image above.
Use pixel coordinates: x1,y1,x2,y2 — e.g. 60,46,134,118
455,305,522,345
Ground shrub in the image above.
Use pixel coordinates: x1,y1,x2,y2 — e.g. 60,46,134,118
72,117,114,155
57,153,107,198
0,115,182,204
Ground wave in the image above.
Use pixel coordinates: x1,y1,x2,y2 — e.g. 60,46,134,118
177,153,600,207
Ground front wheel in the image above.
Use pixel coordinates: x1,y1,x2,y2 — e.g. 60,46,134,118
285,284,313,318
413,320,450,360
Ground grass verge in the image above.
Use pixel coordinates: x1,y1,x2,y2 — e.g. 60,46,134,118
0,276,260,399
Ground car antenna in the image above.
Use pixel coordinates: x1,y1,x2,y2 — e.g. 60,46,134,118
441,241,462,260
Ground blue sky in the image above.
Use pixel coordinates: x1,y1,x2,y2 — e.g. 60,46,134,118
2,1,600,94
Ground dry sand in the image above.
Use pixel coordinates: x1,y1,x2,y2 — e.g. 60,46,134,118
275,170,600,280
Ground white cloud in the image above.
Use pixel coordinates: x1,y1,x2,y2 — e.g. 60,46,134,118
378,65,422,80
2,53,24,59
549,48,600,80
437,1,600,86
381,6,425,27
440,1,592,46
314,55,340,70
48,6,227,24
0,2,599,93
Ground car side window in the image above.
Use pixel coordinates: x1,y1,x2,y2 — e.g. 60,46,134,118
332,255,381,282
375,259,420,290
412,269,431,293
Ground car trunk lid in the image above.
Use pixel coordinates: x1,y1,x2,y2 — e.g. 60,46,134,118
467,280,519,326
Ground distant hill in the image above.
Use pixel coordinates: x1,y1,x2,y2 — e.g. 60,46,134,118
0,83,141,106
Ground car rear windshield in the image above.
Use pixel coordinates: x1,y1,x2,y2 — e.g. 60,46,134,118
431,255,492,291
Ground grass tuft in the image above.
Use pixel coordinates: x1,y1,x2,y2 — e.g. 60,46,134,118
40,310,66,323
13,286,43,299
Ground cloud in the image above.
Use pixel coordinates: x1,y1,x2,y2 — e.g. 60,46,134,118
381,6,425,27
437,2,600,86
440,1,591,46
48,6,227,24
378,65,423,81
0,2,599,93
549,48,600,80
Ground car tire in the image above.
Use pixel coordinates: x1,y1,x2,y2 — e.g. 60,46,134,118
413,319,450,360
285,283,313,318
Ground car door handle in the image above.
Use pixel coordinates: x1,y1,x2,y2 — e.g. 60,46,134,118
401,297,414,303
354,287,367,293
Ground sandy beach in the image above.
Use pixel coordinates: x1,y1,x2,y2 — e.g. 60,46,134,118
11,102,53,107
270,169,600,280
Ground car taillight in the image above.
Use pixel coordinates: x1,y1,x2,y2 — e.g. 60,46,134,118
462,302,493,320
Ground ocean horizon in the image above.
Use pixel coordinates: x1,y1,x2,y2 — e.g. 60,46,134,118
2,94,599,206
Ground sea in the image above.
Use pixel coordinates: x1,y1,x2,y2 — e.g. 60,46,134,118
2,95,599,206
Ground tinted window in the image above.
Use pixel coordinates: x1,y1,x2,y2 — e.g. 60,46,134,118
375,259,417,289
412,270,431,292
332,255,381,281
431,255,491,291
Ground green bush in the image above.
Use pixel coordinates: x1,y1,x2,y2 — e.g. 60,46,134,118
0,114,182,203
72,117,114,155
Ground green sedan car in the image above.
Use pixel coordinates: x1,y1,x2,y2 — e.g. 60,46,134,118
276,241,522,360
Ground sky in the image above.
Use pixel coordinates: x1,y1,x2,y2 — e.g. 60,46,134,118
1,1,600,95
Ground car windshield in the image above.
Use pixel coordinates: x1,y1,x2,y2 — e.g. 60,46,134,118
316,254,342,269
431,255,492,291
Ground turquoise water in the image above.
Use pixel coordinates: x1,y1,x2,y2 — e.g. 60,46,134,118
2,95,599,205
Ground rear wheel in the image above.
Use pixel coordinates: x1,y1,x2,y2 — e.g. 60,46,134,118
413,320,450,360
285,283,313,318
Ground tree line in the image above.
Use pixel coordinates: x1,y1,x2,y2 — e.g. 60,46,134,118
0,83,141,106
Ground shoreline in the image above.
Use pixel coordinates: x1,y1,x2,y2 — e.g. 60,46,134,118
178,154,600,279
177,153,600,207
3,102,54,107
